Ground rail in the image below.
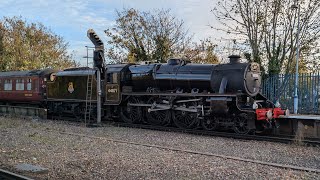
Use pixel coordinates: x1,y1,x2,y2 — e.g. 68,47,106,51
58,130,320,173
108,122,320,146
0,168,33,180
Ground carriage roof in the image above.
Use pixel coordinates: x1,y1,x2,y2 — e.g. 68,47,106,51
0,69,55,77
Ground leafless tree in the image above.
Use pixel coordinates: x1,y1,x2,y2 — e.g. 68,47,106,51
213,0,320,74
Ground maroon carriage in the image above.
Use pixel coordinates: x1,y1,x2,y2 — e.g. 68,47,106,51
0,69,55,105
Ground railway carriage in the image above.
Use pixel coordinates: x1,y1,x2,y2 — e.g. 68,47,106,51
0,69,55,106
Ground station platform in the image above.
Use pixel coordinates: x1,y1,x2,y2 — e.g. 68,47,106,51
277,114,320,138
279,114,320,121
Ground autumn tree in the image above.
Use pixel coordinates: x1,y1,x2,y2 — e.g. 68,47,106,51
0,16,78,71
105,8,192,63
183,38,220,64
212,0,320,74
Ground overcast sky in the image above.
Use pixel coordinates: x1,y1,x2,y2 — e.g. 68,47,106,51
0,0,232,65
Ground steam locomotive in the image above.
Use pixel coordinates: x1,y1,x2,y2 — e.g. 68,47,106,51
0,29,287,134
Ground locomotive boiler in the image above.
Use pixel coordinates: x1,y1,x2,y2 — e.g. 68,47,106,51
129,55,261,96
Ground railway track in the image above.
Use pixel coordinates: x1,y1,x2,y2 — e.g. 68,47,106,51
1,114,320,175
2,108,319,146
46,114,320,146
58,130,320,174
105,122,320,146
0,168,33,180
0,105,46,120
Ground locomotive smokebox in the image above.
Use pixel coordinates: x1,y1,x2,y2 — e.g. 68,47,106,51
211,55,261,96
228,55,241,64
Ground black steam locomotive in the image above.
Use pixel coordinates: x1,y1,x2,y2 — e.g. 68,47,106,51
0,29,286,134
42,29,286,134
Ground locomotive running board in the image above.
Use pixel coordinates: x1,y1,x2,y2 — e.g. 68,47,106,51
206,97,233,101
122,92,238,97
176,99,201,103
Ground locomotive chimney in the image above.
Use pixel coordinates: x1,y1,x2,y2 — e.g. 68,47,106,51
228,55,241,64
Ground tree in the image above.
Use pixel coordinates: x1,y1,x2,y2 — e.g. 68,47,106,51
183,38,220,64
105,8,192,63
213,0,320,75
0,16,78,71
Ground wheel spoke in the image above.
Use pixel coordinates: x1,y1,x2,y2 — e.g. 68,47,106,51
201,116,218,131
173,100,199,129
121,97,143,123
233,113,249,134
146,97,171,126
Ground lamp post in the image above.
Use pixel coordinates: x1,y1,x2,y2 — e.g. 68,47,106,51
292,1,301,114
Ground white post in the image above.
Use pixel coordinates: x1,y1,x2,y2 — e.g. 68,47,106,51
293,3,301,114
96,68,101,124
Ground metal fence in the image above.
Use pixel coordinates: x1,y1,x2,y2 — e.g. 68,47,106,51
262,73,320,114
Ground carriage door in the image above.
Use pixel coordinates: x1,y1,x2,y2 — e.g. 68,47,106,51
105,72,121,105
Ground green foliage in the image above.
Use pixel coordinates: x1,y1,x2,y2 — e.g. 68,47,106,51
105,8,191,63
184,38,220,64
0,16,78,71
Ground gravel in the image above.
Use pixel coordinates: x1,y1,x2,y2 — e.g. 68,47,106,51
0,117,319,179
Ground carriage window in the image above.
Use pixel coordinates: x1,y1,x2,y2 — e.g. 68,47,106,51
16,79,25,90
4,79,12,91
27,79,32,90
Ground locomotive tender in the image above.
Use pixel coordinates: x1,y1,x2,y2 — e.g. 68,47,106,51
0,29,287,134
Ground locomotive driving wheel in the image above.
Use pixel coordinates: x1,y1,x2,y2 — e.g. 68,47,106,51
173,101,199,129
145,97,171,126
120,97,143,123
201,116,218,131
233,113,250,134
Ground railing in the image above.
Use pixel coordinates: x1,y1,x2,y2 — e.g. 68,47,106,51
262,73,320,114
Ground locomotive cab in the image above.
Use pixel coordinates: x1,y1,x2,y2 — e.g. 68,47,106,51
104,64,131,105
